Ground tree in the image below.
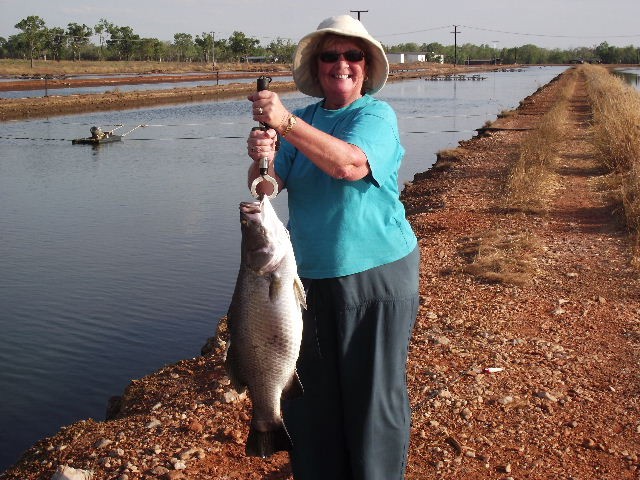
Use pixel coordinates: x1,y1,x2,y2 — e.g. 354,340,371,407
516,44,545,64
94,18,112,60
266,37,295,63
173,33,195,61
14,15,46,67
138,38,163,61
194,32,214,62
44,27,66,61
67,23,92,61
227,31,260,61
106,25,139,60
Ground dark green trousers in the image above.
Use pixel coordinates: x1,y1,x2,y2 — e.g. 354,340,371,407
283,247,419,480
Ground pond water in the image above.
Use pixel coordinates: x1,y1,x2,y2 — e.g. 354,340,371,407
616,67,640,90
0,75,292,99
0,66,566,470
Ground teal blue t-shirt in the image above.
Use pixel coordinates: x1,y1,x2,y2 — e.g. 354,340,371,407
275,94,417,279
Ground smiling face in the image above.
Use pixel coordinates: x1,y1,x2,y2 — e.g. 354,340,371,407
315,35,368,110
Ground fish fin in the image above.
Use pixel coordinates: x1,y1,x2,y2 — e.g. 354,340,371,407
282,370,304,400
293,275,307,310
245,423,292,458
268,272,282,302
223,342,247,393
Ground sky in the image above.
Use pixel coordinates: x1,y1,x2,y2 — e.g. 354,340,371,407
2,0,640,50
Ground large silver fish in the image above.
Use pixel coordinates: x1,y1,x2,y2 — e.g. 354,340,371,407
225,195,306,458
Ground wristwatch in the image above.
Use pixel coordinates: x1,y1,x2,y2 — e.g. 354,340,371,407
281,114,297,137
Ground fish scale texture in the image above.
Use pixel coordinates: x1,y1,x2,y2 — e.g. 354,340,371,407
226,197,304,449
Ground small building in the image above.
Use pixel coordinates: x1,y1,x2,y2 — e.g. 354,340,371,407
405,53,427,63
386,52,431,64
386,52,405,64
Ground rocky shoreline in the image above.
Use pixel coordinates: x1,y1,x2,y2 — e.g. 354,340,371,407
2,66,639,479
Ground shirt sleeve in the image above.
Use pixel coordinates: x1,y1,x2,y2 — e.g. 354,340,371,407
340,101,405,187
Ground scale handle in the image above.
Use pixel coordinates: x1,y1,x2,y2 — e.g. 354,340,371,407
254,76,274,175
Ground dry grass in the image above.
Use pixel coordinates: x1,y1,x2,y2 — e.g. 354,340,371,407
0,59,290,76
582,64,640,259
504,70,575,213
432,147,467,170
460,229,540,286
464,72,577,285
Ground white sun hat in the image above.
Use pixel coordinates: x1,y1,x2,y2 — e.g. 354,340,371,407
292,15,389,98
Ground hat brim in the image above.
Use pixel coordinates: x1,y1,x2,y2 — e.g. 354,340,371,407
292,18,389,98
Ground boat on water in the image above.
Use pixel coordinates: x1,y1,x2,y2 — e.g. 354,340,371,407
71,134,122,145
71,124,146,145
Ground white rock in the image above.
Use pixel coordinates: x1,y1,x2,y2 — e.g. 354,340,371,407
173,460,187,470
92,438,112,449
51,465,94,480
224,389,246,403
145,419,162,429
460,408,473,420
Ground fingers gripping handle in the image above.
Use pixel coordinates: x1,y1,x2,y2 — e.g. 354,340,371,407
251,76,278,199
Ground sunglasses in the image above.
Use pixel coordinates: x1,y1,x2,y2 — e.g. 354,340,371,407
318,50,366,63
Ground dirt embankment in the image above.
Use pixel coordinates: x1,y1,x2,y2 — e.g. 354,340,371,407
0,64,499,122
2,67,639,480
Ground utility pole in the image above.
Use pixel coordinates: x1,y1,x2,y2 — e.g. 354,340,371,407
451,25,460,66
492,40,499,65
210,31,216,70
350,10,368,21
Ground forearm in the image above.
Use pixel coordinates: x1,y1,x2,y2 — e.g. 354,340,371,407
277,115,370,181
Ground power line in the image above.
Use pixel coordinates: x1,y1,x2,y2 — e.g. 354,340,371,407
460,24,640,40
377,25,451,38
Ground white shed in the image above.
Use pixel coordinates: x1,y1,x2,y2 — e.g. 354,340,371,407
405,53,427,63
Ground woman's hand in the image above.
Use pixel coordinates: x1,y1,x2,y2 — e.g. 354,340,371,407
246,127,283,197
248,90,290,133
246,127,277,163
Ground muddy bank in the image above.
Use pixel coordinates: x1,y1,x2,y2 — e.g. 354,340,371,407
0,81,296,122
0,64,499,122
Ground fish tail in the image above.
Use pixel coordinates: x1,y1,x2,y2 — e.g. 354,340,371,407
245,423,293,458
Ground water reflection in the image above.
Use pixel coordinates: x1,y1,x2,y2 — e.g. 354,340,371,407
615,68,640,90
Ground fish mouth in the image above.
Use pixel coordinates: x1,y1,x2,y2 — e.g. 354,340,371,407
240,200,262,217
239,198,284,274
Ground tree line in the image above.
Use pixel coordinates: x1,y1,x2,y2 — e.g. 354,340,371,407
1,16,296,67
387,41,640,65
2,15,639,67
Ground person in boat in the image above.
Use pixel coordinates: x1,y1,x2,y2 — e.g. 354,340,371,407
246,14,419,480
90,126,110,140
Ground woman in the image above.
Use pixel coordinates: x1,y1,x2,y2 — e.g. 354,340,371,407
246,15,419,480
